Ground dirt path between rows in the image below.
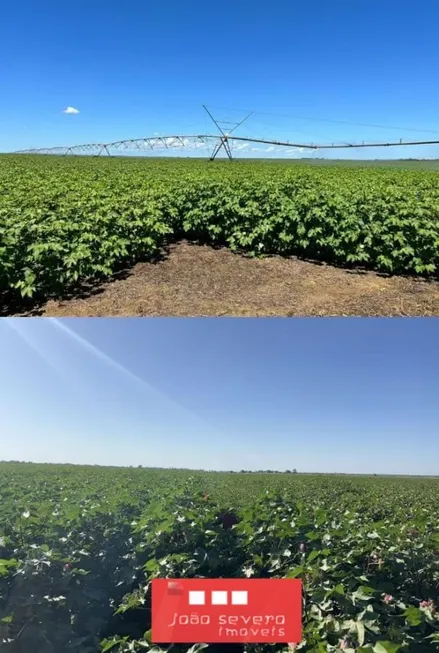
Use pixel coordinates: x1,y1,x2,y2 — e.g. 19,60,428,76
8,241,439,317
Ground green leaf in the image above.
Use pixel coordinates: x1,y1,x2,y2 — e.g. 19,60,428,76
0,615,13,624
187,645,209,653
307,550,320,562
286,566,304,578
373,642,401,653
356,620,366,646
403,606,424,626
101,639,127,652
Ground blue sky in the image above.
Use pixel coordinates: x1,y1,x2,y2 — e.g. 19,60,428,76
1,0,439,159
1,318,437,475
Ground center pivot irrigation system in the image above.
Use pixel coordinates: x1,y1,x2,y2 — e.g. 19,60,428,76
14,106,439,160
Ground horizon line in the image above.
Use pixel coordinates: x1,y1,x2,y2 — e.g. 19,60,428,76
1,460,438,479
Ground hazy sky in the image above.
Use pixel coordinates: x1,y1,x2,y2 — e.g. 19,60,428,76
0,318,437,474
1,1,439,159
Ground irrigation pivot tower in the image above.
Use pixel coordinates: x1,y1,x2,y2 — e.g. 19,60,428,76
203,105,254,160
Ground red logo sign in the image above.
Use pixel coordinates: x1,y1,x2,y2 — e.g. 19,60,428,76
152,578,302,644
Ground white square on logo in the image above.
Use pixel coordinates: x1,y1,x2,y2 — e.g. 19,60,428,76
211,590,228,605
189,591,205,605
231,590,248,605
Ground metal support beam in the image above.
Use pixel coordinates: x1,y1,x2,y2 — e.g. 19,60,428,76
204,106,236,160
209,136,233,161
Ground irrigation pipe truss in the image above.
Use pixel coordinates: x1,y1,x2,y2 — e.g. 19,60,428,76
12,106,439,160
13,133,439,160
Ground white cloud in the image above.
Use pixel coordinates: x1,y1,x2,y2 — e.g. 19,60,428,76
63,106,80,115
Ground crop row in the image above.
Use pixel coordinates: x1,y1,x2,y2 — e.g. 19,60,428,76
1,156,439,301
0,463,438,652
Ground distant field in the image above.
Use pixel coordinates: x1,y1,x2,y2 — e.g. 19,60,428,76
243,157,439,170
1,462,438,652
1,155,439,310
